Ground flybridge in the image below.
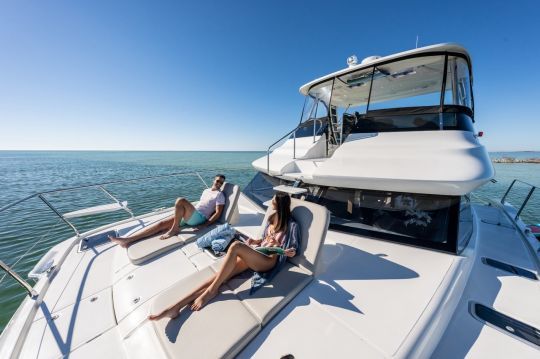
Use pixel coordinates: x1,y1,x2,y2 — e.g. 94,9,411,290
252,44,491,197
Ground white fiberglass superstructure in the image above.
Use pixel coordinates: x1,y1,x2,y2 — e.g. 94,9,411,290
253,44,493,196
0,44,539,358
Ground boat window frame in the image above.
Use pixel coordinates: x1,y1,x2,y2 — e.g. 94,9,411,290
305,51,474,120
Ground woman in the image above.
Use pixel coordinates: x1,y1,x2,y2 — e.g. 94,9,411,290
149,192,297,320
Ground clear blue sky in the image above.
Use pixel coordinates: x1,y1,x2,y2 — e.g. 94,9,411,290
0,0,538,151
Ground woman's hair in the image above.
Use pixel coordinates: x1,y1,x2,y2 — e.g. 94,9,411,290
270,192,291,233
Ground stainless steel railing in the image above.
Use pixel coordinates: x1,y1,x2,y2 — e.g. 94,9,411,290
500,179,538,220
0,170,209,298
266,118,330,174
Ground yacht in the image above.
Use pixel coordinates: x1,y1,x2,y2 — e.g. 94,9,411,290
1,43,539,358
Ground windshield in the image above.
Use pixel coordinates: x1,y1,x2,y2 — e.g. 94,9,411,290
304,54,474,133
301,79,333,123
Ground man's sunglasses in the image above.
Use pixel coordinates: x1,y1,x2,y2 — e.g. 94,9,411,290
215,179,224,184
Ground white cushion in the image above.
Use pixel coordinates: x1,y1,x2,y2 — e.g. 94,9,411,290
225,263,313,325
127,183,239,265
127,233,185,265
288,198,330,274
150,267,260,359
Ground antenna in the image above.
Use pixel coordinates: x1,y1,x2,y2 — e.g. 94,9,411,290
416,35,419,48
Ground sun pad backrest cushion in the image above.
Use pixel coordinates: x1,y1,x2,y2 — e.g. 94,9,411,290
218,182,240,224
288,198,330,274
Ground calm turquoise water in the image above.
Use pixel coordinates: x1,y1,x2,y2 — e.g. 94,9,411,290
0,150,539,332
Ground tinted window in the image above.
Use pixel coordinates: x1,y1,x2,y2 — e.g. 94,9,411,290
350,111,474,133
312,187,459,252
243,172,283,208
290,118,328,138
457,195,473,253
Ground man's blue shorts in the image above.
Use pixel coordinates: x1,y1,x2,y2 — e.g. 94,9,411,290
180,210,207,227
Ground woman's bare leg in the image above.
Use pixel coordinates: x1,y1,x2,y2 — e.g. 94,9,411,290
149,258,248,320
109,217,173,248
161,198,197,239
191,242,276,310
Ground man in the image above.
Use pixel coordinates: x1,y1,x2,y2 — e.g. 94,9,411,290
109,174,226,248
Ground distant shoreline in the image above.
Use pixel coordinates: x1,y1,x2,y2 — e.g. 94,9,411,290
493,157,540,164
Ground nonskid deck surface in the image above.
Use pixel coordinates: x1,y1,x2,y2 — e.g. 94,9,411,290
14,197,540,358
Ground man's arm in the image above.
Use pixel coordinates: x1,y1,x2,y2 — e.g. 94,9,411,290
197,204,224,229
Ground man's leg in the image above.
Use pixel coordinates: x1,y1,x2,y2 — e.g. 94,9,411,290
160,197,197,239
109,217,174,248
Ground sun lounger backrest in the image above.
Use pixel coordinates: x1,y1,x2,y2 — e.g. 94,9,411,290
288,198,330,274
218,182,240,224
258,198,330,274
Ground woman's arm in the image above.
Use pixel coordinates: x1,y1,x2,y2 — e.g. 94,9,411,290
246,238,262,245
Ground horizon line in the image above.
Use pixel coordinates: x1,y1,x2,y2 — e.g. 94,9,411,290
0,149,539,153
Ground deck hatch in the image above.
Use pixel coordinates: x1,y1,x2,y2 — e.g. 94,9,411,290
79,230,117,251
481,257,538,280
472,303,540,347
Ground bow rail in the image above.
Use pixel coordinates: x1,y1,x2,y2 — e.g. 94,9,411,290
0,170,209,299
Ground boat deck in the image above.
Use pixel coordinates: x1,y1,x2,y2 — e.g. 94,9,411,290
8,196,540,358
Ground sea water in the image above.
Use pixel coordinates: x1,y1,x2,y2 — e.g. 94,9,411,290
0,150,538,332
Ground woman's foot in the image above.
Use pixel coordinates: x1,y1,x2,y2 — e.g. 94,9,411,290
191,288,217,311
109,235,129,248
148,306,181,321
160,228,180,240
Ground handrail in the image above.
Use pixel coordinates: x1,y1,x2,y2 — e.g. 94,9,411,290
0,260,38,298
0,170,209,299
500,179,537,220
266,118,332,174
266,124,303,174
0,170,198,214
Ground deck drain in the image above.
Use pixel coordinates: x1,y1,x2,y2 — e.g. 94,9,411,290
51,314,60,321
127,274,134,280
90,296,98,302
132,297,140,304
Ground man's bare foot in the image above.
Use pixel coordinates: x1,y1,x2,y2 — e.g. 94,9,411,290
148,306,181,321
191,288,217,311
160,229,179,240
109,235,129,248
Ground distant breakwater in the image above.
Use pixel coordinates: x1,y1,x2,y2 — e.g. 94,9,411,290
492,157,540,164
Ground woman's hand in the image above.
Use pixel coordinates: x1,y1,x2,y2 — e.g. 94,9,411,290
246,238,261,246
284,248,296,257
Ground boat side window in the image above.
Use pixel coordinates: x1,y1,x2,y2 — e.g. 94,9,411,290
349,110,475,133
444,56,473,109
368,56,446,111
457,195,473,253
311,186,460,253
291,117,328,139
